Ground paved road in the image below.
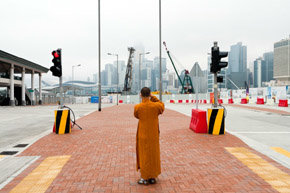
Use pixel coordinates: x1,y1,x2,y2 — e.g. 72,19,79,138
166,103,290,169
0,104,113,149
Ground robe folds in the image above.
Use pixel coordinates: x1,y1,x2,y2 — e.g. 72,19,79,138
134,96,165,179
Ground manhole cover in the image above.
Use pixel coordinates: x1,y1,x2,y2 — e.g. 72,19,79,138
14,144,28,148
0,151,18,155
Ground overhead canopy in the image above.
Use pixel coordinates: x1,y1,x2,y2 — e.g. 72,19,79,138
0,50,49,74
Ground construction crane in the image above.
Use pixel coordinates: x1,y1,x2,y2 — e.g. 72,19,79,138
163,41,194,94
123,47,135,94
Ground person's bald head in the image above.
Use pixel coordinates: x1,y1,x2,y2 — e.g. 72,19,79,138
141,87,151,98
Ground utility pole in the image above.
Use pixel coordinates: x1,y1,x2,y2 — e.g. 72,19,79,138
159,0,162,101
98,0,101,111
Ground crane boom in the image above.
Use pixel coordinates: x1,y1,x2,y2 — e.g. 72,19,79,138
163,41,194,94
163,42,184,89
123,47,135,94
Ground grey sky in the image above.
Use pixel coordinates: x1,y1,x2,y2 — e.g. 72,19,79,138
1,0,290,83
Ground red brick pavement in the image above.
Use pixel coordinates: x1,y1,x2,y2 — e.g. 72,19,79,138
2,104,289,193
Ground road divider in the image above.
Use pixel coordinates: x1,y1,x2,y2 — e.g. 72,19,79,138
189,109,207,133
256,98,264,104
279,100,288,107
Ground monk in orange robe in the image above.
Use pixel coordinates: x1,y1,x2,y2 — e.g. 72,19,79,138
134,87,165,185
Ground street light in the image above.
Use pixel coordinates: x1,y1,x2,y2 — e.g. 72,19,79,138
72,64,81,96
107,53,119,105
139,52,150,102
159,0,162,101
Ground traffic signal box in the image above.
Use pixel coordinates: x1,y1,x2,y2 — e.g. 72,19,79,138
50,49,62,77
210,46,228,73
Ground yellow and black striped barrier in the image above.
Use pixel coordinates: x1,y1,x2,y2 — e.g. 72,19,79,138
54,109,71,134
207,108,225,135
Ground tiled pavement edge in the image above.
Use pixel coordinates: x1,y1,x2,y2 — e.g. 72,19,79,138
1,104,290,193
228,104,290,115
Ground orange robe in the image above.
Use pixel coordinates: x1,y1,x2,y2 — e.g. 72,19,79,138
134,96,165,179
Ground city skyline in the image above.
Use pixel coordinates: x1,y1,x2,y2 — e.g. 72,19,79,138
1,0,290,84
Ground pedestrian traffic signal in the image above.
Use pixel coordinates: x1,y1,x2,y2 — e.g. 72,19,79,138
210,45,228,73
50,49,62,77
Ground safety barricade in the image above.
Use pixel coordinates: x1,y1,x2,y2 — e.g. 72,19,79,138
218,99,223,104
119,100,123,104
178,100,183,103
203,100,207,104
256,98,264,105
207,108,225,135
53,109,71,134
189,109,207,133
228,98,234,104
170,100,175,103
241,98,247,104
278,100,288,107
186,100,189,103
191,100,194,103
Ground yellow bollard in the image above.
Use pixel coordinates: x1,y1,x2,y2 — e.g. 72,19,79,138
207,108,225,135
54,109,71,134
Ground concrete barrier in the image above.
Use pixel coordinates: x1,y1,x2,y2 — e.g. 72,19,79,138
278,100,288,107
189,109,207,133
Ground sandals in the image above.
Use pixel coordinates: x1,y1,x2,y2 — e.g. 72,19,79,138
138,178,149,185
137,178,156,185
149,178,156,184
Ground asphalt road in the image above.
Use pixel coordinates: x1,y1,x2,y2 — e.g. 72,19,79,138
0,103,113,149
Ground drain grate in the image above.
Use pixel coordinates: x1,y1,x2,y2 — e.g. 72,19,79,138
14,144,29,148
0,151,18,155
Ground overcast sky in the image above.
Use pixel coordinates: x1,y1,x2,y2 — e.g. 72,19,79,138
1,0,290,83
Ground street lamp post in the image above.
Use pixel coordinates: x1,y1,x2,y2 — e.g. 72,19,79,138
107,53,119,105
98,0,101,111
72,64,81,96
159,0,162,101
139,52,150,102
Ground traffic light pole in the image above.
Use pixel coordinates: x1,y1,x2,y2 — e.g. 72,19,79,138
213,72,218,108
60,76,63,106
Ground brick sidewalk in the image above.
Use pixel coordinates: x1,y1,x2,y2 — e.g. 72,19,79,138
1,105,290,192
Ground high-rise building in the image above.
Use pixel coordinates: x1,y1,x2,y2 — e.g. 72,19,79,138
253,57,266,88
263,52,274,82
227,42,247,89
274,37,290,85
189,62,207,93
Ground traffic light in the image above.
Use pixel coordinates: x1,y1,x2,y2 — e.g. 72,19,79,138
50,49,62,77
210,45,228,73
